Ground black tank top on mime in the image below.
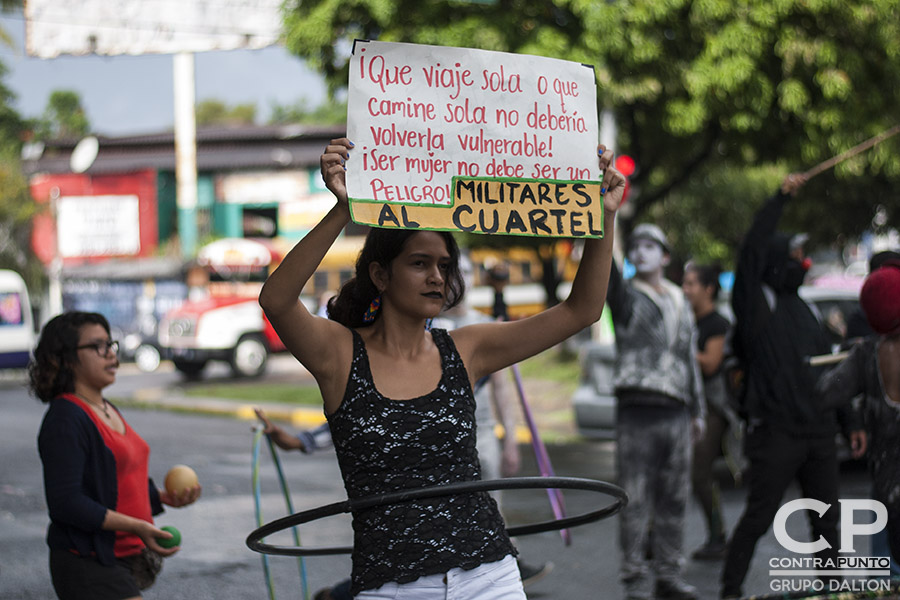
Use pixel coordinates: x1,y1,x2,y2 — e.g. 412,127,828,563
326,327,516,594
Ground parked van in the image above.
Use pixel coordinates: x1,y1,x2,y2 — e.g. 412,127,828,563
0,270,36,369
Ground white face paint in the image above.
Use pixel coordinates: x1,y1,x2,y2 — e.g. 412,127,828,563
628,239,668,276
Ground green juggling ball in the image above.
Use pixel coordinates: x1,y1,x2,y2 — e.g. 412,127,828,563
157,525,181,549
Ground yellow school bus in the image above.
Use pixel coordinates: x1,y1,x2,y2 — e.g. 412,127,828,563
278,234,581,320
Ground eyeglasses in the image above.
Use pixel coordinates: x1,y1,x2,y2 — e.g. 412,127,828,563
76,340,120,357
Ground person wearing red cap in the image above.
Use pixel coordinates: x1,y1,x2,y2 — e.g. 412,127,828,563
859,259,900,336
816,260,900,562
844,251,900,343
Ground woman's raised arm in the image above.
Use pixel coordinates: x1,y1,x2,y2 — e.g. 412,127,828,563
258,138,354,379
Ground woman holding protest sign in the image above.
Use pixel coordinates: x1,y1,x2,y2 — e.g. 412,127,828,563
258,137,624,598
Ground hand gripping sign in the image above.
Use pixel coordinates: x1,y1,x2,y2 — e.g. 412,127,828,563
346,40,604,239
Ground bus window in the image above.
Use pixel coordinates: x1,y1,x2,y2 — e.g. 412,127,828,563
313,271,330,292
0,292,24,326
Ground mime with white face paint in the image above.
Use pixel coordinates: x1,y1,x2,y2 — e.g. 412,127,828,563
605,223,705,600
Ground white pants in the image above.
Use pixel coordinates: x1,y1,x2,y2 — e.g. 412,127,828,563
354,555,526,599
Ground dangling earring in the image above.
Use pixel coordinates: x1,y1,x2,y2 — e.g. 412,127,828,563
425,318,434,331
363,294,381,323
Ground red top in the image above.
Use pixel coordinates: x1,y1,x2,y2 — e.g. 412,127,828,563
64,394,153,557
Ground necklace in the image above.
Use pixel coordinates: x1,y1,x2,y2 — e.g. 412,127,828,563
78,395,111,419
97,398,111,420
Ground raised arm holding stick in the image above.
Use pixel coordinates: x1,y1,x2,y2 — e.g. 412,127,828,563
721,170,865,599
801,124,900,180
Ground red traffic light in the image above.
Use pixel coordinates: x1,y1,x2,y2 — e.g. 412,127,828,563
615,155,636,177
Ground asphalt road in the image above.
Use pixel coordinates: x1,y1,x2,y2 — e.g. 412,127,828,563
0,366,885,600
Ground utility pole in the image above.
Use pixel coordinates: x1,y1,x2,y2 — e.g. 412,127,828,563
174,51,199,259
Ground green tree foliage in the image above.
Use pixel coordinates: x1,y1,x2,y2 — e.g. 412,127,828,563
282,1,586,97
0,62,25,153
588,0,900,253
195,99,257,127
282,0,900,248
35,90,89,140
268,98,348,125
646,163,785,269
1,2,46,292
0,150,44,291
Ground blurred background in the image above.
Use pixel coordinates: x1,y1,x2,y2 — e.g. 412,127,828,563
1,0,898,381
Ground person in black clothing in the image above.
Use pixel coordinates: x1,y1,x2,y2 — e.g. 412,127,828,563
720,173,866,599
682,262,733,561
815,261,900,569
837,249,900,576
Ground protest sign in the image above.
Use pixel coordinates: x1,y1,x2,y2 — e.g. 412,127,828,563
346,40,604,238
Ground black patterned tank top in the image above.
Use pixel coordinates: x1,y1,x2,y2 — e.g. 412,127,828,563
326,327,516,594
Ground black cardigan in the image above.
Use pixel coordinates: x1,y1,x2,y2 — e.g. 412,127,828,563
37,396,163,565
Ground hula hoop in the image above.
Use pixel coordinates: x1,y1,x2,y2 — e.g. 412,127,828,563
510,363,572,545
247,476,627,557
251,427,310,600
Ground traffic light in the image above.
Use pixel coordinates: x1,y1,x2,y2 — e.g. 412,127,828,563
613,154,635,205
614,155,636,177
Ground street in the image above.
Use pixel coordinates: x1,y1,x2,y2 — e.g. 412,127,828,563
0,366,881,600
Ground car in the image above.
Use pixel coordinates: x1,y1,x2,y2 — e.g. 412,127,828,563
798,285,863,351
121,332,167,373
571,339,617,439
572,285,862,440
107,326,169,373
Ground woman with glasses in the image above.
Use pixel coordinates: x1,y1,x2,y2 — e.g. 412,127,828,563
30,311,201,600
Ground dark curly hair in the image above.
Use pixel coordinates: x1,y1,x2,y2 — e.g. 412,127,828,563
29,311,111,403
327,228,465,328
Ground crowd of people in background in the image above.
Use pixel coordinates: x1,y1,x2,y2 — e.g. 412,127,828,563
26,142,899,600
591,170,896,600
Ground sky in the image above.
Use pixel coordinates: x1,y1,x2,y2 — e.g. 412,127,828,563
0,9,329,137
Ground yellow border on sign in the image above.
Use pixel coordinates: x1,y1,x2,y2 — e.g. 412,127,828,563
349,174,605,239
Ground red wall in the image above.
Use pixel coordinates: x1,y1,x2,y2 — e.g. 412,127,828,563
30,170,159,265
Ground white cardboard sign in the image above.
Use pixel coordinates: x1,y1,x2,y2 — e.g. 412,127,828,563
346,41,600,217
